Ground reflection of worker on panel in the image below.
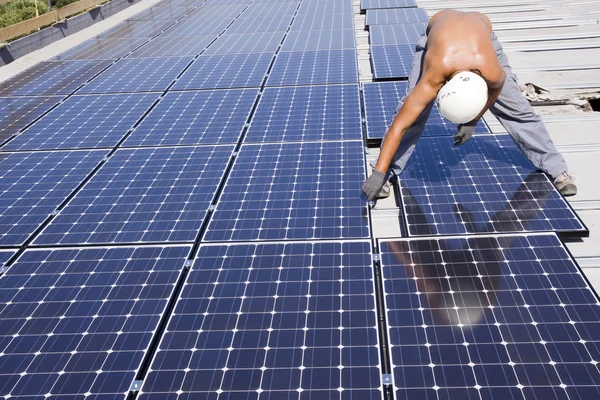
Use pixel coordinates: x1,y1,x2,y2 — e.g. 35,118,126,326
362,10,576,201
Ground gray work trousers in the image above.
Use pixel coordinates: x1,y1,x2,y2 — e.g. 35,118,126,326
376,31,568,179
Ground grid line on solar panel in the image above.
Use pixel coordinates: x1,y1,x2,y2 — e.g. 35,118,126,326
98,19,176,39
203,32,285,55
172,53,273,90
267,49,359,86
138,241,383,399
371,44,414,80
366,7,429,25
400,135,587,237
379,233,600,399
241,1,298,17
2,93,159,151
298,0,354,14
0,245,191,399
226,15,293,34
290,12,354,30
244,84,362,143
124,89,259,147
77,57,193,94
33,145,234,246
52,38,150,61
281,29,356,51
159,17,232,36
369,23,426,45
0,150,108,246
128,35,217,58
184,3,247,20
203,141,370,242
0,61,112,97
0,96,62,144
361,0,417,10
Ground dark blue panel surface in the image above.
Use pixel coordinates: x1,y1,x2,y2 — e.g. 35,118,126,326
0,250,16,266
298,0,354,14
281,29,356,51
0,96,61,143
203,32,285,55
160,18,232,36
34,146,233,245
380,233,600,399
3,93,158,151
361,0,416,9
371,44,414,80
173,53,273,90
128,35,217,58
53,37,149,60
245,84,362,143
139,241,382,399
226,15,293,33
400,136,587,236
369,23,426,45
0,61,112,97
0,245,190,399
78,57,192,94
0,150,107,246
366,7,428,25
125,90,258,146
267,49,358,86
242,1,298,17
290,12,354,30
204,141,369,241
362,81,490,140
98,19,175,39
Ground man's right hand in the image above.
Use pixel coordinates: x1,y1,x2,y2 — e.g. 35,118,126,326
362,171,387,201
453,121,477,146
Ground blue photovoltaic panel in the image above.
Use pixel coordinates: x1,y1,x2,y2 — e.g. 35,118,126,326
98,19,175,39
0,61,112,97
3,93,158,151
34,146,234,245
125,90,259,146
204,141,369,242
362,81,491,140
0,150,107,246
127,5,194,20
159,17,232,36
369,23,426,45
380,233,600,399
52,37,149,60
281,29,356,51
184,3,247,19
371,44,414,80
203,32,285,55
242,2,298,17
172,53,273,90
298,0,354,14
245,84,362,143
0,250,16,266
291,12,354,30
366,7,429,25
267,49,358,86
128,35,217,58
226,15,293,33
138,241,383,400
0,96,61,143
0,245,191,399
361,0,417,9
400,135,588,237
77,57,193,94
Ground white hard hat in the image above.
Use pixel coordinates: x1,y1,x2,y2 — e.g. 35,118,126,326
436,71,488,124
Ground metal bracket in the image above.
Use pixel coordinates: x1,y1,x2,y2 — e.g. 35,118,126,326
372,253,380,262
382,374,393,385
50,210,59,216
184,260,193,268
129,380,143,392
0,266,8,274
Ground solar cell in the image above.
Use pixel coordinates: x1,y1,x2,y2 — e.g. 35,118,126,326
245,84,362,143
2,93,158,151
267,49,358,86
226,15,293,34
125,89,259,146
173,53,273,90
34,145,234,245
281,29,356,51
290,12,354,30
0,61,112,97
399,135,588,237
204,141,369,242
298,0,354,14
361,0,417,10
371,44,414,80
0,245,191,399
160,17,232,36
0,150,107,246
52,38,149,60
127,4,194,20
242,2,298,17
203,32,285,55
369,23,426,45
128,35,217,58
139,241,382,399
0,250,16,266
77,57,193,94
98,19,175,39
366,7,429,25
0,96,61,144
380,233,600,399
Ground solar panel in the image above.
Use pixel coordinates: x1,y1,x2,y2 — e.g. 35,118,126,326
203,32,285,55
380,232,600,399
184,4,247,20
0,61,112,97
369,23,426,45
371,44,414,80
290,12,354,30
226,15,293,34
2,93,158,151
281,29,356,51
0,250,16,266
245,84,362,143
77,57,193,94
0,245,191,399
0,150,107,246
267,49,358,86
160,17,232,36
366,7,429,25
52,38,150,60
173,53,273,90
362,81,491,141
204,141,369,242
0,96,61,144
399,135,588,237
138,240,383,399
98,19,175,39
128,35,217,58
125,90,259,146
361,0,417,10
127,4,194,20
242,2,298,17
298,0,354,14
34,145,234,246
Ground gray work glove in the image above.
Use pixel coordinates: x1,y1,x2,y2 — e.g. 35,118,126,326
362,170,386,201
453,120,477,146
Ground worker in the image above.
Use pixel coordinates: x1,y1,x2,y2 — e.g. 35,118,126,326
362,10,577,201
